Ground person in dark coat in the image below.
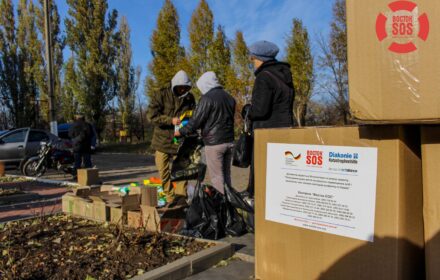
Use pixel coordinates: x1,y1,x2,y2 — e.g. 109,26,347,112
175,71,236,194
243,40,295,197
68,114,93,175
147,70,196,204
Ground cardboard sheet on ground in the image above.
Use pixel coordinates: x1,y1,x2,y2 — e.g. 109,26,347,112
266,143,378,241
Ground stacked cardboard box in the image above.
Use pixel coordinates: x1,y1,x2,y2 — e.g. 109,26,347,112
62,184,185,233
255,0,440,274
345,0,440,278
62,189,140,222
254,126,424,279
347,0,440,123
421,126,440,280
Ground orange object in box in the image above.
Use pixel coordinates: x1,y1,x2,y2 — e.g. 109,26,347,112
148,177,176,189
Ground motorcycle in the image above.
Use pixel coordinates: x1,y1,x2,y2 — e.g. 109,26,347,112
22,141,75,177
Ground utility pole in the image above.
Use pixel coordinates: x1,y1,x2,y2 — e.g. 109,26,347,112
44,0,57,136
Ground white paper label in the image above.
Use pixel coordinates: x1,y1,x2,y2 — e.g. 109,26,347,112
265,143,378,242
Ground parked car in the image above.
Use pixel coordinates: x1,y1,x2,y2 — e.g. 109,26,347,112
0,131,6,136
58,123,99,152
0,128,60,166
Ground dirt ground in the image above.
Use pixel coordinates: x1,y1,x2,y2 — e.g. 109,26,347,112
0,215,210,279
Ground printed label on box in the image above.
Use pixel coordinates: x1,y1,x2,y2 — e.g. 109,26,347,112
265,143,378,242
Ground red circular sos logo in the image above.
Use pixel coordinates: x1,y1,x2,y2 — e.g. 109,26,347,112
376,0,430,54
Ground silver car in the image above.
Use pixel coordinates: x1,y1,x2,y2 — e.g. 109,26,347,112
0,128,59,166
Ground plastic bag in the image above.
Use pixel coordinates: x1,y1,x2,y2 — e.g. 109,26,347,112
222,198,247,237
232,131,253,168
183,183,252,239
222,184,252,236
224,184,254,213
233,111,253,168
171,136,205,182
236,208,254,233
184,182,225,240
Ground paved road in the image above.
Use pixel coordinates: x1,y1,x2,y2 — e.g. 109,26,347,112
9,153,250,190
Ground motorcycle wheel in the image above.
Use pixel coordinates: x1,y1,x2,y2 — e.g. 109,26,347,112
23,158,47,177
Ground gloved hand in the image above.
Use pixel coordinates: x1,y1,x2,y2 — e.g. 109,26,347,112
241,104,251,120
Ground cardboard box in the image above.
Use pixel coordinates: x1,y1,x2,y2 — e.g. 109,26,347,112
73,185,101,197
72,197,93,218
140,205,185,233
127,211,143,228
110,207,124,224
255,126,424,280
77,168,100,186
100,185,115,192
89,196,110,222
140,186,158,207
62,193,76,214
347,0,440,123
421,126,440,280
63,193,93,219
100,184,142,195
106,194,140,225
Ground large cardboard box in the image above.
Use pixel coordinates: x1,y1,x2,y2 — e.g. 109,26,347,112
421,126,440,280
347,0,440,123
77,168,100,186
255,126,424,280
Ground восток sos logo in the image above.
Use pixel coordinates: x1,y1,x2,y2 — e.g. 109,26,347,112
376,0,430,54
306,150,323,167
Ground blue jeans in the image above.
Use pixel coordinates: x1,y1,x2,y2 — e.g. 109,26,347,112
74,152,92,172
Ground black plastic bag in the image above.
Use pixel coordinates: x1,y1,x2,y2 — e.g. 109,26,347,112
233,111,253,168
232,131,253,168
184,182,225,240
224,184,254,213
171,136,205,182
222,199,247,237
222,184,252,236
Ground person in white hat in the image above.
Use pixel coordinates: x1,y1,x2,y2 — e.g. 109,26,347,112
175,71,236,194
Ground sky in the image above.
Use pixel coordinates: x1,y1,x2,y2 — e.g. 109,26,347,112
12,0,335,96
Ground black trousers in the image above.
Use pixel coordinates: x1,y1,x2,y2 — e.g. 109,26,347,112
246,147,255,197
74,152,92,172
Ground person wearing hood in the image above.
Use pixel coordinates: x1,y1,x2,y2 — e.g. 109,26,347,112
243,40,295,197
147,70,196,205
175,72,236,195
